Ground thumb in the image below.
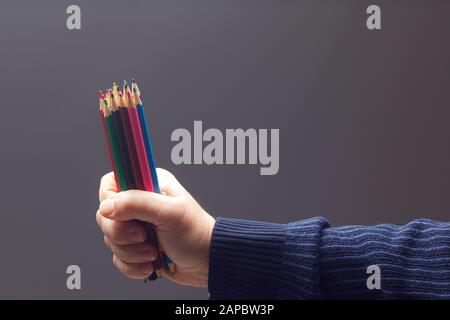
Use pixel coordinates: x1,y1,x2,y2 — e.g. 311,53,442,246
99,190,180,227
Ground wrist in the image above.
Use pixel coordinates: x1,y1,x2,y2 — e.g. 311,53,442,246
199,213,215,287
207,217,287,299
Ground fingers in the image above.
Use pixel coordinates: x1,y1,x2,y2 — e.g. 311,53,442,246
96,210,147,245
156,168,187,197
104,236,158,263
112,255,154,280
99,172,118,202
99,190,182,226
97,169,186,281
99,169,184,202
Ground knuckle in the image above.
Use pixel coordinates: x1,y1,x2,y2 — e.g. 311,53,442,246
113,256,130,276
112,244,126,258
156,168,172,178
108,222,122,241
99,177,107,198
104,236,112,250
173,196,188,216
121,263,133,276
96,210,102,227
116,195,132,213
112,255,119,269
99,190,108,202
100,173,110,186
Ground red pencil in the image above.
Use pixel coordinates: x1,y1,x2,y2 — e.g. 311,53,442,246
115,90,143,190
99,90,119,191
124,89,154,192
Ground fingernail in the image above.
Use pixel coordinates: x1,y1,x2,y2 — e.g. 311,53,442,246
130,229,145,243
142,248,157,261
99,199,115,217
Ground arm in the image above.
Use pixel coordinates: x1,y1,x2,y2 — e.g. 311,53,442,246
209,217,450,299
96,169,450,299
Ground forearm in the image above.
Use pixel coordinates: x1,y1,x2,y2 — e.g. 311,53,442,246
320,219,450,299
208,217,450,299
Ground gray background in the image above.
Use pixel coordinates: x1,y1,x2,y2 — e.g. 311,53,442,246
0,0,449,299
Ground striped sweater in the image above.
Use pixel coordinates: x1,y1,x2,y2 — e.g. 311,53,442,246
208,217,450,299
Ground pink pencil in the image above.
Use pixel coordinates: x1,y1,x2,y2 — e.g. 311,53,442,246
124,90,154,192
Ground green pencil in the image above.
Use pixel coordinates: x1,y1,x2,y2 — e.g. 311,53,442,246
100,92,128,191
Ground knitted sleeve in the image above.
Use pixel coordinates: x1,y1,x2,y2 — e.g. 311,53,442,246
208,217,450,299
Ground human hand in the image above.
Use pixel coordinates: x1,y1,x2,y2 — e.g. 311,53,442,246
96,168,215,288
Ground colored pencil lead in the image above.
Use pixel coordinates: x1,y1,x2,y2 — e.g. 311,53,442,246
110,92,118,112
133,80,141,96
132,86,142,106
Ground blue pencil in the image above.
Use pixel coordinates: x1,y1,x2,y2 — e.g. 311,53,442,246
137,105,160,193
132,80,175,273
132,80,160,193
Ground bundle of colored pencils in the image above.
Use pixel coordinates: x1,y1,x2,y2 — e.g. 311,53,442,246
98,79,173,281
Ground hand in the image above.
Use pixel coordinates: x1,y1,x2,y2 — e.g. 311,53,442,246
96,168,216,288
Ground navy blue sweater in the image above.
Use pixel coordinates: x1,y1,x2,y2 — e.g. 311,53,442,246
208,217,450,299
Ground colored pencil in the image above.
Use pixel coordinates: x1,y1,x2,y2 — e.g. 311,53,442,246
123,84,154,192
132,79,160,193
116,91,143,190
99,91,120,191
98,79,173,280
123,82,164,271
132,80,174,272
100,92,128,191
109,90,135,190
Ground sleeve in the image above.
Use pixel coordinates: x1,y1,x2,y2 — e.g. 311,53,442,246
208,217,450,299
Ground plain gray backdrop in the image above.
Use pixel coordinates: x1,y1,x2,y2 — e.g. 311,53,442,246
0,0,449,299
